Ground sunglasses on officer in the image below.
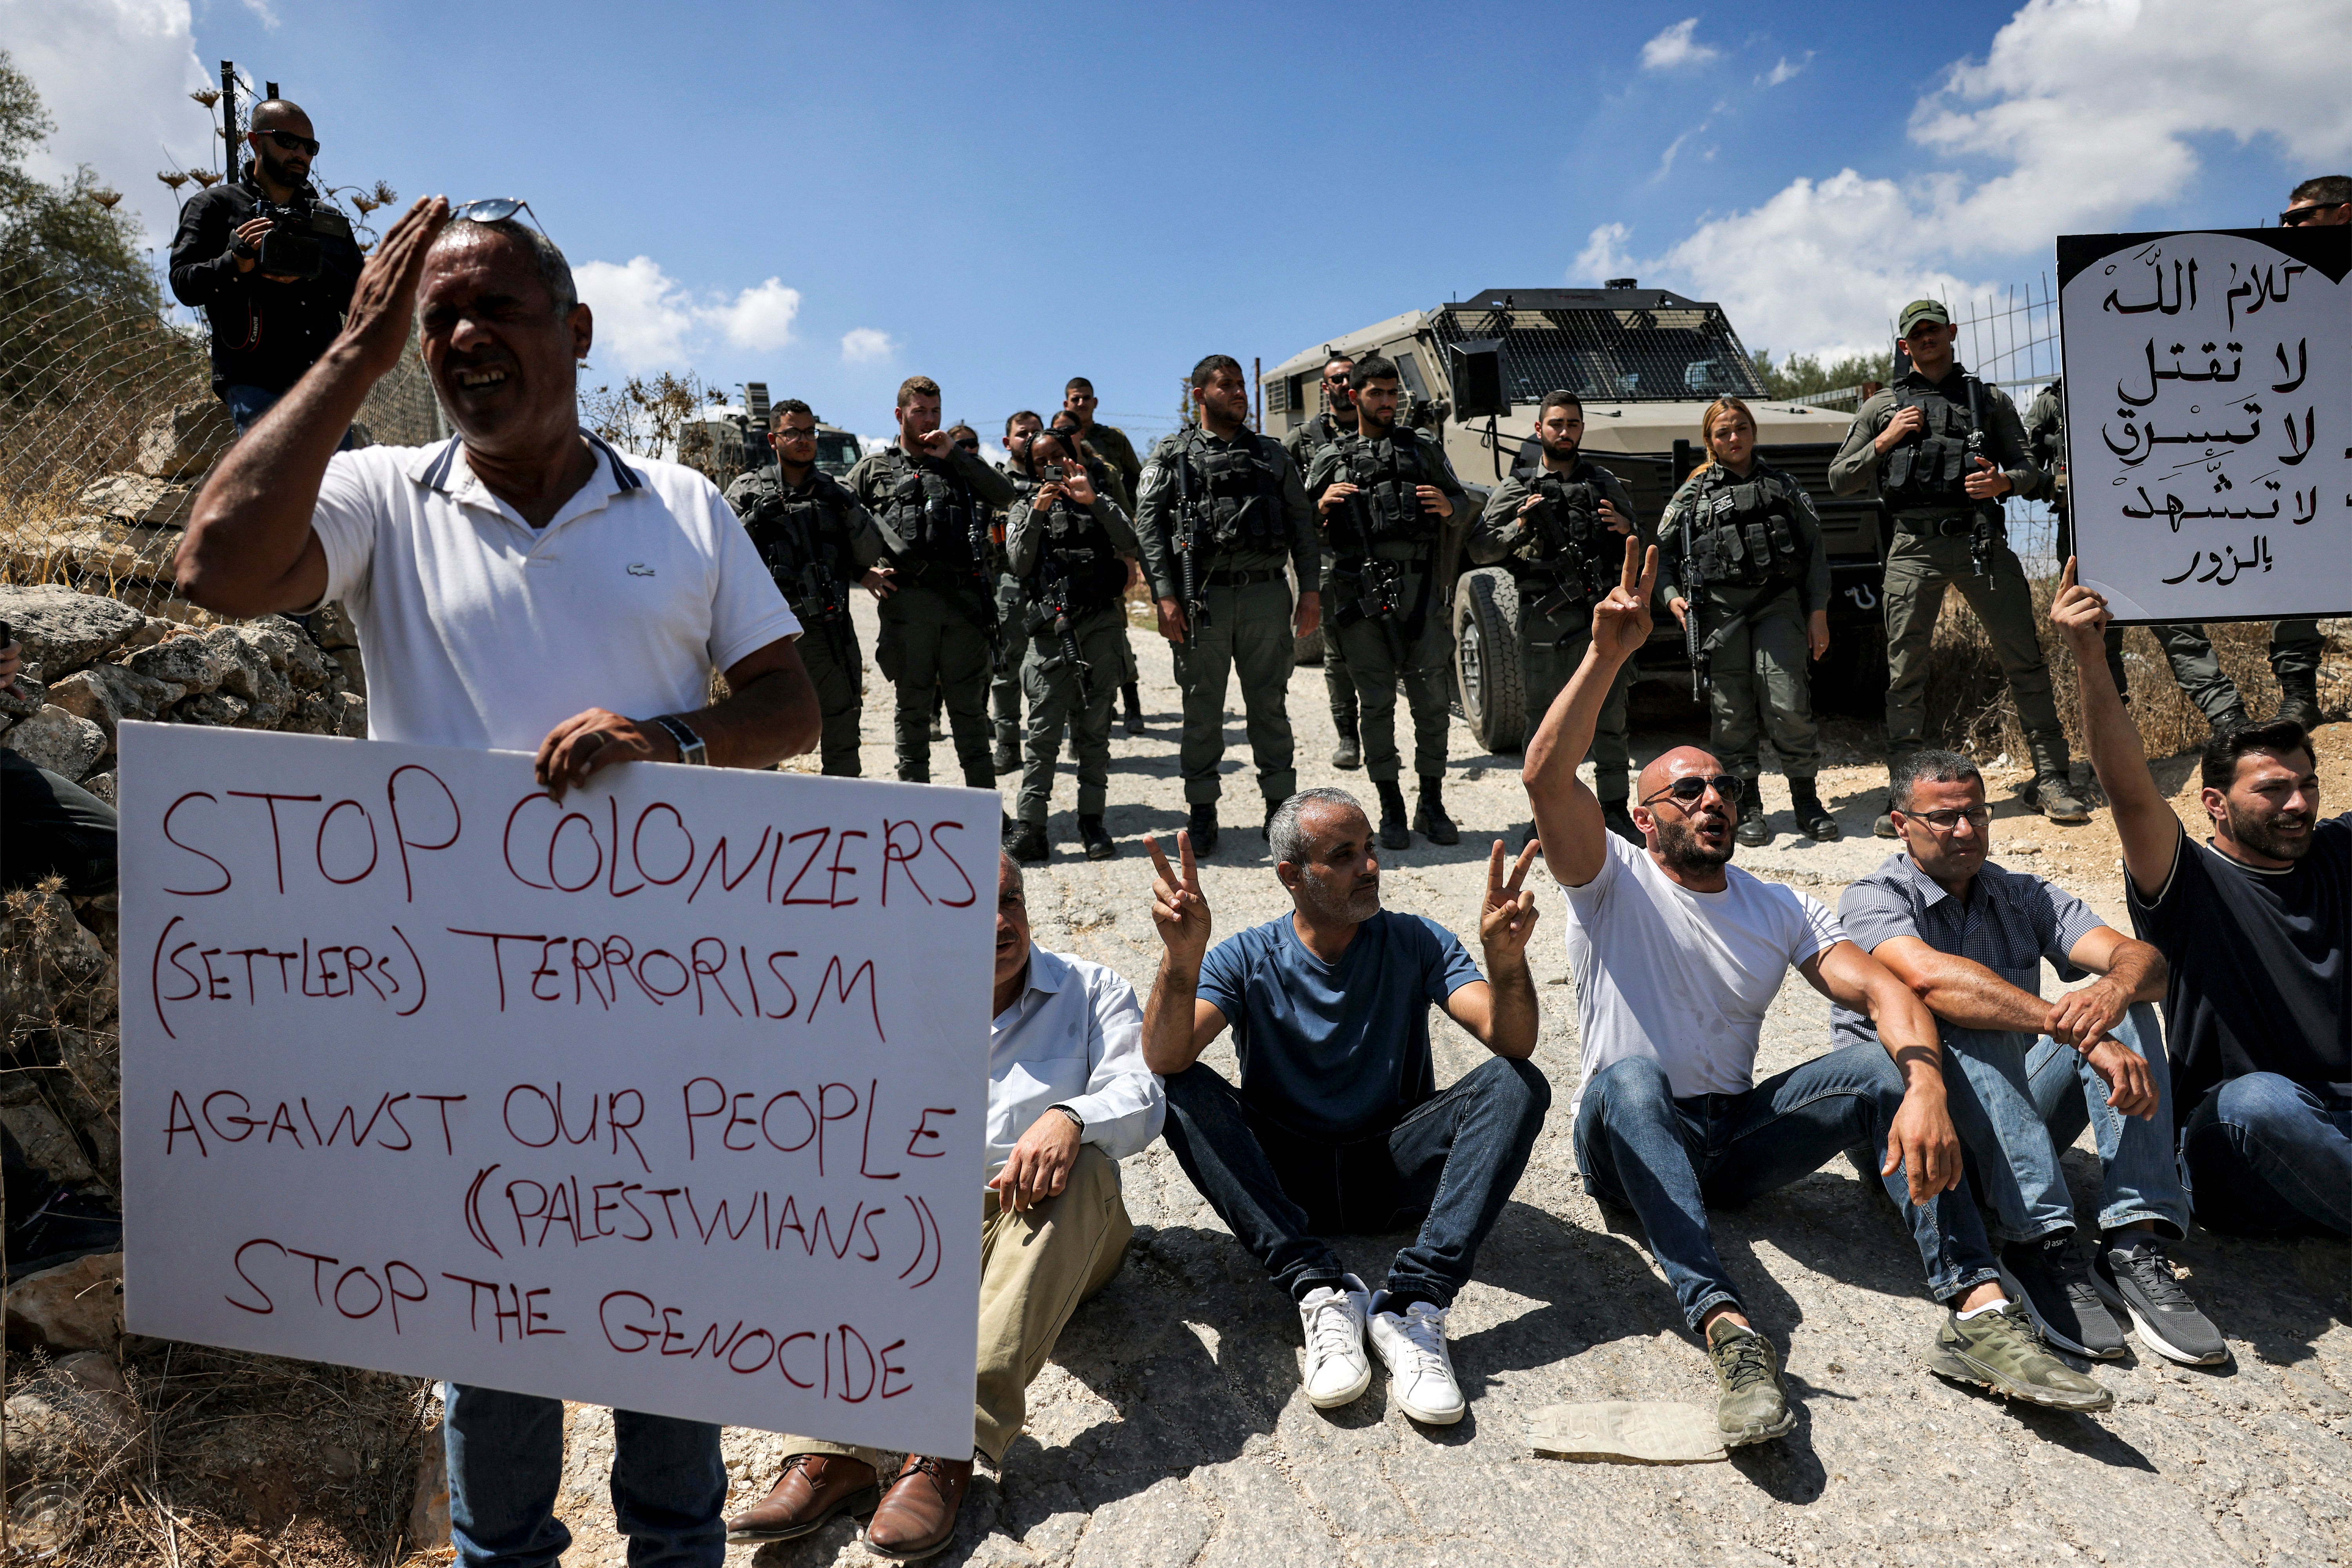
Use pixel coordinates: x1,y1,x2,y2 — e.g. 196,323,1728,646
1640,774,1740,809
253,127,320,157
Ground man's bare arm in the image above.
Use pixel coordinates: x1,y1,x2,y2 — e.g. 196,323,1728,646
1141,834,1224,1074
1524,538,1655,887
533,636,820,793
1868,935,2049,1033
2051,560,2179,899
176,197,451,618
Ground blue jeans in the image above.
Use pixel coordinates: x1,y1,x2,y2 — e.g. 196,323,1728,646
222,382,356,445
1573,1046,2000,1330
443,1384,725,1568
1160,1054,1551,1307
1941,1003,2188,1243
2179,1074,2352,1238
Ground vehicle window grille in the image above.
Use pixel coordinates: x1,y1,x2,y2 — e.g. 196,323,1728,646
1266,375,1290,414
1430,306,1766,405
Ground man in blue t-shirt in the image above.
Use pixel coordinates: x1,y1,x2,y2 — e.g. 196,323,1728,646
1140,788,1548,1430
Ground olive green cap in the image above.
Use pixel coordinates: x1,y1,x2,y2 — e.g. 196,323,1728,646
1898,299,1951,336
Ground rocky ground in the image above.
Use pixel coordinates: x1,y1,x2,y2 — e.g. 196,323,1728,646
532,599,2352,1568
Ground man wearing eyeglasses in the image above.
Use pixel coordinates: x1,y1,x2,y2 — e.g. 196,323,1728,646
1834,751,2225,1367
169,99,364,433
1524,539,2110,1446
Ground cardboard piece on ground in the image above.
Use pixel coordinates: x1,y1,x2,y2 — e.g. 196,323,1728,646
1525,1401,1729,1464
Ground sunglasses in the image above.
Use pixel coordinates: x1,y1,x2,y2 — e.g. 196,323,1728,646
453,197,548,232
956,439,982,451
254,128,319,157
1640,774,1740,808
2279,203,2347,226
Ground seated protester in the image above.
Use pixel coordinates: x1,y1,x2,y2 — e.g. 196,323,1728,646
2052,564,2349,1239
1837,750,2226,1366
728,852,1162,1561
1524,539,2111,1445
1140,791,1548,1427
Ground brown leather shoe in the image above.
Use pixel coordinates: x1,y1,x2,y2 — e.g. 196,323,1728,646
862,1453,972,1561
722,1453,880,1544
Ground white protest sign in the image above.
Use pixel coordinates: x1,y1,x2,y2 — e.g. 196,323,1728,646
118,722,993,1457
2058,225,2351,623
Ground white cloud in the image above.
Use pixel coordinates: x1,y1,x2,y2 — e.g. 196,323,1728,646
237,0,280,28
574,256,699,370
978,440,1009,468
840,328,895,365
1640,18,1718,71
1589,0,2352,361
1760,53,1810,87
1653,124,1707,183
708,277,800,352
6,0,212,252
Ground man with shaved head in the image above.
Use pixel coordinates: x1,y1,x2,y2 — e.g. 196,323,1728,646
176,199,822,1567
1522,539,2110,1447
169,98,364,430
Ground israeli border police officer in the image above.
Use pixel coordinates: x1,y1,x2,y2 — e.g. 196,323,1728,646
1469,388,1644,850
1830,300,2088,835
1134,354,1321,855
1305,354,1468,851
847,376,1018,791
1004,429,1154,864
1285,352,1363,770
1061,378,1150,738
994,411,1049,773
1660,395,1839,845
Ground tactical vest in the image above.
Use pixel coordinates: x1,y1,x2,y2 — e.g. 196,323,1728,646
1878,383,1977,510
1337,431,1436,547
741,468,855,625
1686,466,1807,589
1175,433,1283,551
880,453,978,567
1517,471,1622,607
1023,496,1129,624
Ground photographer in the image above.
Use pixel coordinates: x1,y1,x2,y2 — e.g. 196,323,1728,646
167,99,363,432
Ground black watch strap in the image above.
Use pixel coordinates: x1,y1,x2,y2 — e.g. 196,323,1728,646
651,714,707,765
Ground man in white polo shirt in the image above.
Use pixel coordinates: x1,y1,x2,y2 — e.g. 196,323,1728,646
176,196,820,1568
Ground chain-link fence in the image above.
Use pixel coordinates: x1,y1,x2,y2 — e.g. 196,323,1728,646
0,270,441,618
1945,278,2062,576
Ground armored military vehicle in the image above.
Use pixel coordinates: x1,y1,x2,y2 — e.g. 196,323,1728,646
1261,282,1889,752
680,381,864,487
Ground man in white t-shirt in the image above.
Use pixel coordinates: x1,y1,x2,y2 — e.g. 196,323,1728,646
176,198,820,1568
1522,540,2111,1447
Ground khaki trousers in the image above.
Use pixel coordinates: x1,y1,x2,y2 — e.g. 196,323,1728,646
776,1144,1132,1468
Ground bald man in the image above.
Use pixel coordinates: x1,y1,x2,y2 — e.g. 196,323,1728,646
1522,539,2111,1446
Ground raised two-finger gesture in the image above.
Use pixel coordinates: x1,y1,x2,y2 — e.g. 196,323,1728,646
1589,534,1657,662
1143,831,1211,965
1476,838,1541,963
341,196,450,380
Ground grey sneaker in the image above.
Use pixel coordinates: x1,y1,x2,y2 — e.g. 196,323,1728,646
1704,1317,1795,1445
1998,1234,2125,1358
1926,1301,2114,1411
2094,1236,2229,1366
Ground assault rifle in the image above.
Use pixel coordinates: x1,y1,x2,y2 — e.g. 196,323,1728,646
1682,530,1708,701
1962,375,2005,581
792,560,855,664
1171,436,1205,646
1523,487,1612,622
1032,565,1093,693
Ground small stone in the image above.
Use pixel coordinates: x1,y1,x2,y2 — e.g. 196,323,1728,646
123,634,224,694
0,1096,98,1189
0,668,49,720
171,690,254,728
312,600,361,651
74,472,194,528
4,1252,124,1352
79,771,117,804
134,398,235,480
0,704,108,780
0,586,145,677
45,665,183,745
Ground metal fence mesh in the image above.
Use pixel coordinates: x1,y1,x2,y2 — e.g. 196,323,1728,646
1944,279,2062,577
1429,305,1766,405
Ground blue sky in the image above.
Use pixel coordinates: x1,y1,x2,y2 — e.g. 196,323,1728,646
14,0,2349,449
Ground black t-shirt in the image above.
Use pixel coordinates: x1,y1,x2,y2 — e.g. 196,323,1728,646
2127,814,2352,1111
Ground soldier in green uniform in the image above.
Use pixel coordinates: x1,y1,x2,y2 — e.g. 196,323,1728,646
1283,353,1363,769
1305,354,1468,850
722,399,894,777
2023,379,2249,733
1829,301,2089,835
847,376,1018,791
992,411,1050,773
1004,428,1155,864
1659,395,1840,846
1062,377,1148,737
1470,389,1644,849
1133,354,1321,854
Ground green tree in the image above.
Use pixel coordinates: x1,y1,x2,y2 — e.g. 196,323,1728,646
0,48,155,308
1747,346,1890,408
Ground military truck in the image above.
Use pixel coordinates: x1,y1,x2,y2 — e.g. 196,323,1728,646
1260,282,1889,752
679,381,864,487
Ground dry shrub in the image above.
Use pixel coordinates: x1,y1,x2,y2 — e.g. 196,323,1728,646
1924,578,2346,764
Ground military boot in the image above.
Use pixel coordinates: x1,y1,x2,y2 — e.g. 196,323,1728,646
2274,671,2323,732
1332,715,1363,771
1078,814,1116,862
1187,802,1220,856
2209,702,2250,737
1007,818,1049,865
1734,777,1772,848
1000,812,1021,851
1789,779,1840,841
1122,682,1146,737
1412,775,1459,846
993,737,1020,775
1376,780,1411,850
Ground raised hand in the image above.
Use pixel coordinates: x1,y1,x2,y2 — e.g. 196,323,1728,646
341,196,450,379
1589,534,1657,662
1062,465,1099,507
2049,557,2111,650
1143,831,1211,965
1477,838,1541,963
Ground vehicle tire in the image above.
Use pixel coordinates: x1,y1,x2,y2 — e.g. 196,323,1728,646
1454,568,1526,754
1294,626,1325,666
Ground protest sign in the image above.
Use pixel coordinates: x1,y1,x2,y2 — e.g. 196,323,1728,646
117,722,994,1459
2057,225,2350,624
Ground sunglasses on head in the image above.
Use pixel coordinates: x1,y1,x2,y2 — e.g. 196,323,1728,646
254,127,319,157
1641,774,1740,807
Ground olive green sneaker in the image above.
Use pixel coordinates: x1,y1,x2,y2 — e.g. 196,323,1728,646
1926,1300,2114,1411
1705,1317,1796,1445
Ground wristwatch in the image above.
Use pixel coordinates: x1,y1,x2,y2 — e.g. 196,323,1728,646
650,714,708,766
1050,1104,1085,1134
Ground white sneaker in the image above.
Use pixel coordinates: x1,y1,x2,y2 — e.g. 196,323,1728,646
1368,1296,1465,1425
1298,1274,1372,1408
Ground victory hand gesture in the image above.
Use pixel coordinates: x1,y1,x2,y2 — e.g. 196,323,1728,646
1590,534,1657,662
1477,838,1541,964
1144,831,1211,966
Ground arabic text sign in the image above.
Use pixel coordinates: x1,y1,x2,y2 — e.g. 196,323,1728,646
118,724,992,1456
2058,226,2350,622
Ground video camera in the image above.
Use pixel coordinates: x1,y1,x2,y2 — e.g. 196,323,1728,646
250,194,324,281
